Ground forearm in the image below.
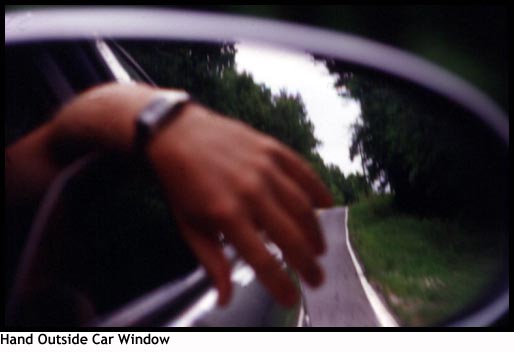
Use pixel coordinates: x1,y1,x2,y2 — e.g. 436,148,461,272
5,122,62,207
5,83,159,207
50,83,159,160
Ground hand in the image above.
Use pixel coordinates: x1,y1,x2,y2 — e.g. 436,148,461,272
35,82,332,307
148,103,333,306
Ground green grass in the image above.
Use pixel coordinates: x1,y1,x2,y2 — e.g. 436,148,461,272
348,195,505,326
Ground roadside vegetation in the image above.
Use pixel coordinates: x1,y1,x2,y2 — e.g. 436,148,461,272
348,195,506,326
321,60,509,326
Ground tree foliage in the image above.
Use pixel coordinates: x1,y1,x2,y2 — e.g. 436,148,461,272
323,61,508,221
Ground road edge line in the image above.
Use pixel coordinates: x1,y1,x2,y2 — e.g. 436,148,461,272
344,207,399,327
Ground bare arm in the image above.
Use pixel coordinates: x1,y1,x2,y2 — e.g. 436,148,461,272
6,83,158,207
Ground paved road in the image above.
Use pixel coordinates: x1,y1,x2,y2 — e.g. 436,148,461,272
303,207,379,327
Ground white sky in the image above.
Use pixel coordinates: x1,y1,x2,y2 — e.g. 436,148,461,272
235,42,362,175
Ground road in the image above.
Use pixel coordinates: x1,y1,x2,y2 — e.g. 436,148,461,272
303,207,379,327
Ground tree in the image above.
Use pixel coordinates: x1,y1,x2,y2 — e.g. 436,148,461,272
322,60,508,221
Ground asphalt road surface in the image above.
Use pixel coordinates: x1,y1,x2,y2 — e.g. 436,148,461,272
303,207,379,327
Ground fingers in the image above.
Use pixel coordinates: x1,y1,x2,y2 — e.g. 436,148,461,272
251,191,324,288
220,216,299,307
267,170,326,255
271,143,333,208
179,222,232,306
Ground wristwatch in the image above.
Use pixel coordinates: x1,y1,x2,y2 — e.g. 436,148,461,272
134,90,192,152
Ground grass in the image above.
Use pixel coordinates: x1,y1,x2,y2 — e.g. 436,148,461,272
347,195,505,326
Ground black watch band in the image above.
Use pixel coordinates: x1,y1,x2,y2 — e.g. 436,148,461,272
134,91,191,153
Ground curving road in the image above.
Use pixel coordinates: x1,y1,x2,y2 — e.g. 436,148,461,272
303,207,379,327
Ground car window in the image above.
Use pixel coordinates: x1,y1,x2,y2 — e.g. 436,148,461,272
101,40,153,84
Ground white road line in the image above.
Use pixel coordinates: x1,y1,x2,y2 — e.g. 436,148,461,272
344,207,399,327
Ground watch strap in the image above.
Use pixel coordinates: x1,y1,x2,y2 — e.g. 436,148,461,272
134,91,191,153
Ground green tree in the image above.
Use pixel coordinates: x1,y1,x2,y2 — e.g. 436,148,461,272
323,61,508,221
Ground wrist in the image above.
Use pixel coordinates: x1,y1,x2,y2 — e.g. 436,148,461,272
50,83,168,163
146,101,203,167
134,90,193,155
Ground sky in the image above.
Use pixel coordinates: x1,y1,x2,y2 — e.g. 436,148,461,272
235,42,363,176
